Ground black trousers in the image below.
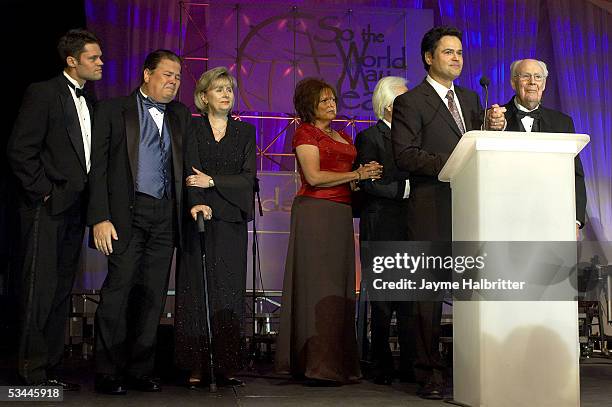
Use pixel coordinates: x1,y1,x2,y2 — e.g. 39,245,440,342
412,301,444,386
95,193,175,377
362,199,444,386
370,301,416,377
18,197,85,384
370,299,443,386
360,201,418,379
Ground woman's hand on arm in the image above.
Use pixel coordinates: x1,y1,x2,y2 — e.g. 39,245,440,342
186,167,213,189
295,145,382,188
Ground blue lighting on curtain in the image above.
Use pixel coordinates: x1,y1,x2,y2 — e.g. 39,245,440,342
470,31,482,48
132,4,140,27
442,3,455,17
105,59,118,86
108,1,119,25
545,1,612,241
85,1,96,23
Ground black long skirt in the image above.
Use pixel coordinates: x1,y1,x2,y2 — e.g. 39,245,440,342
175,217,247,379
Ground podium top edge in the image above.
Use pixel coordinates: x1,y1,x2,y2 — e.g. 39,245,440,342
461,130,590,143
438,131,590,182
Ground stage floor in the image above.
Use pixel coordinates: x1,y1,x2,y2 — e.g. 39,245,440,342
1,357,612,406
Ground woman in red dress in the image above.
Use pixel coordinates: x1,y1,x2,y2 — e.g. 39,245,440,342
275,78,383,385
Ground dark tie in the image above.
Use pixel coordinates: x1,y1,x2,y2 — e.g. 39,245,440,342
516,108,540,132
65,79,86,98
446,89,466,134
516,108,540,120
142,96,167,113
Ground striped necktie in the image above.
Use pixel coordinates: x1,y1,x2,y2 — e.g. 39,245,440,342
446,89,466,134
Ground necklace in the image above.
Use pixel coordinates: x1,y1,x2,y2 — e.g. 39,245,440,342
209,119,227,141
318,126,333,135
210,123,226,133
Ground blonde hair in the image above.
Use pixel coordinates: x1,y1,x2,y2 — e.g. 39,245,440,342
194,66,237,113
372,76,408,120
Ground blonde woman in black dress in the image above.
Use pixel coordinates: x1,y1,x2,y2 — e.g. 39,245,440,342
175,67,256,387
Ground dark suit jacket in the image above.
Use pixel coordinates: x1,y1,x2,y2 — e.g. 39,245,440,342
391,79,482,240
87,90,192,253
355,120,410,241
504,97,587,226
8,74,94,215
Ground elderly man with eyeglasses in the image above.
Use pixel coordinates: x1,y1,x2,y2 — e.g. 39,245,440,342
503,58,587,234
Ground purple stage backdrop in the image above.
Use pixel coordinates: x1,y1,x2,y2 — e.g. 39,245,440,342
179,3,431,114
178,3,432,292
79,0,611,293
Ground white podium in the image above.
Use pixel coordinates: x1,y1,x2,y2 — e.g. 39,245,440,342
438,131,589,407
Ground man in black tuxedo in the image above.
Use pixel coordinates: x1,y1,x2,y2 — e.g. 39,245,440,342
355,76,414,385
88,50,191,395
390,26,505,399
503,58,587,231
7,29,103,389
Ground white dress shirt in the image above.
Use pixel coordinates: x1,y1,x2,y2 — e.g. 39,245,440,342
514,98,538,132
139,88,165,133
63,71,91,172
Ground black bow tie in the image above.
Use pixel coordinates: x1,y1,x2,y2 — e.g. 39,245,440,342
516,108,540,120
65,79,86,98
141,96,167,113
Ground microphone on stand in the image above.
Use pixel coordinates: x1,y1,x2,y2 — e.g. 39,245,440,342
479,76,490,130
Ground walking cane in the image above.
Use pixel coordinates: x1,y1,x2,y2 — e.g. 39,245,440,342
196,211,217,392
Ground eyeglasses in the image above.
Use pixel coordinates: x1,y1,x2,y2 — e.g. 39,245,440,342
318,97,336,105
514,73,545,82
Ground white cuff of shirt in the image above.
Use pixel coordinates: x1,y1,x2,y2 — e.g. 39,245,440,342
403,180,411,199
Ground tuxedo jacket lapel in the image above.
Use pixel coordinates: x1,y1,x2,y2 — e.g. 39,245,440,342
377,120,390,140
537,109,554,132
166,105,184,188
506,107,522,132
505,97,530,132
56,76,87,172
123,93,140,185
85,95,95,126
376,120,391,154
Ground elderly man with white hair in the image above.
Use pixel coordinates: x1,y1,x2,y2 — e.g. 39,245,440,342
355,76,415,386
503,58,587,232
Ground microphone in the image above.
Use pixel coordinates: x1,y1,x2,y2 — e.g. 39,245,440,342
196,211,206,233
479,76,490,130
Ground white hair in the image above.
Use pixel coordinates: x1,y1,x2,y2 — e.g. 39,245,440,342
510,59,549,78
372,76,408,120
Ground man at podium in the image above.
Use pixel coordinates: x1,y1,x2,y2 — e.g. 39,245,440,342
503,58,587,233
390,25,505,400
